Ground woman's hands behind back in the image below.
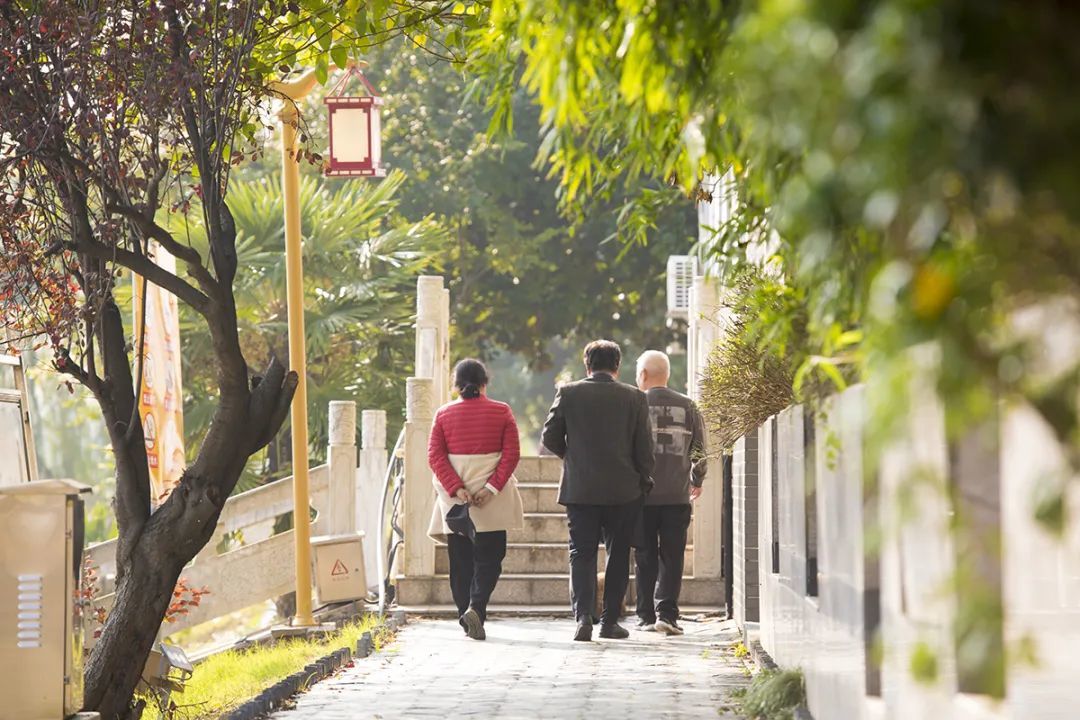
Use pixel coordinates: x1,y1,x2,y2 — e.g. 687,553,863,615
472,487,493,508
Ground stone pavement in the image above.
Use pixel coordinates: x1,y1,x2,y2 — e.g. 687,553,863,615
269,616,751,719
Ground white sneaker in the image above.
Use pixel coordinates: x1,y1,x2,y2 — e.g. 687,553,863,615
636,619,656,632
654,619,684,636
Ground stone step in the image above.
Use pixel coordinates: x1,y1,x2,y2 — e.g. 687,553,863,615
395,574,724,607
514,456,563,484
517,482,562,513
509,513,568,544
434,542,695,575
508,512,694,545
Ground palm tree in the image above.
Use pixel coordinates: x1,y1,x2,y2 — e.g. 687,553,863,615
174,170,444,491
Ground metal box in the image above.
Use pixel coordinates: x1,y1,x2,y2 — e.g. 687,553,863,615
0,479,91,720
311,532,367,604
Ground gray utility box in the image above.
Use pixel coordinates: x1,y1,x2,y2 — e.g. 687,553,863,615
0,479,92,720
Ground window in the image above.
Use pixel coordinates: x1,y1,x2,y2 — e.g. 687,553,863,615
804,409,818,597
770,416,780,574
864,468,882,696
950,413,1004,697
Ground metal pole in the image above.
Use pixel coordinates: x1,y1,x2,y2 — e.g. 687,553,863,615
271,70,320,628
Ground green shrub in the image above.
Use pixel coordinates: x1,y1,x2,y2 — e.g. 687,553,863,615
733,668,805,720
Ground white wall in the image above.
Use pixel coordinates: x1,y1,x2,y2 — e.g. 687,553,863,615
1001,402,1080,720
731,379,1080,720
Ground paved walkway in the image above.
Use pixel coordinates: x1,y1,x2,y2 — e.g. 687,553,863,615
270,616,751,719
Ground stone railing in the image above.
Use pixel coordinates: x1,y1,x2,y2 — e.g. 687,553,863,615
83,401,389,640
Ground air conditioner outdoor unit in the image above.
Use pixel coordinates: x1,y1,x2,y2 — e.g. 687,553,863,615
666,255,698,321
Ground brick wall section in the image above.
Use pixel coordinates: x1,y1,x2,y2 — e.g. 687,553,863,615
732,430,760,627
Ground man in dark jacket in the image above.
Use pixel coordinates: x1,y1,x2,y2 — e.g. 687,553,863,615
633,350,707,636
541,339,655,641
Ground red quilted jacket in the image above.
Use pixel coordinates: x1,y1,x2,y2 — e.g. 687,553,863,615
427,395,520,495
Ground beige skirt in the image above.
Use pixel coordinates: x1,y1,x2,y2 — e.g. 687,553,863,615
427,452,524,543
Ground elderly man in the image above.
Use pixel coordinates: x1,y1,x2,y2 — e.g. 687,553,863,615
541,340,655,642
634,350,707,636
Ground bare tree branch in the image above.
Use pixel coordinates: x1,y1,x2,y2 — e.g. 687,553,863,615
104,201,219,296
65,235,211,313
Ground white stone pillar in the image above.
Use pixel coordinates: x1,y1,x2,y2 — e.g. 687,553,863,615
357,409,388,590
441,286,451,406
687,275,723,400
326,400,357,535
688,275,725,579
401,377,435,577
416,276,449,407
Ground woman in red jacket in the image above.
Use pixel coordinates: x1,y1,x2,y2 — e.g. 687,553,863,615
427,358,523,640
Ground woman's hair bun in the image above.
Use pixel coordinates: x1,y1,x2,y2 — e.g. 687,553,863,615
453,358,489,399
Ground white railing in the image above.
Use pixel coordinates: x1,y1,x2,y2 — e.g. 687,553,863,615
85,465,331,638
82,399,392,640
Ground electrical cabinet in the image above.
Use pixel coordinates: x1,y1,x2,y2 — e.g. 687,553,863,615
0,479,91,720
312,532,367,604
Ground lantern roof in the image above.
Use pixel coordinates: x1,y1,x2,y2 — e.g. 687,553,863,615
326,64,381,102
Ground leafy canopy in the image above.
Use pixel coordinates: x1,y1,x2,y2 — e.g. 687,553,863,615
470,0,1080,460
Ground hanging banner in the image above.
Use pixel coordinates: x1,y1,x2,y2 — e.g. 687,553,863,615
133,244,185,507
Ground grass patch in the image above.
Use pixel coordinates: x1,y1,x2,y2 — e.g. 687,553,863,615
161,614,392,719
730,668,805,720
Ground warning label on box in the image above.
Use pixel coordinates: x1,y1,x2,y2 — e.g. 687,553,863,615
331,559,349,577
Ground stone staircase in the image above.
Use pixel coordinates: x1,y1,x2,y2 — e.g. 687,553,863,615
396,456,725,611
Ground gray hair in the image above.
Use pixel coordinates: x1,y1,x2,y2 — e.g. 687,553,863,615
636,350,671,379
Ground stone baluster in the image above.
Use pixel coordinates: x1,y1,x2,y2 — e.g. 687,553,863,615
688,275,725,580
416,276,449,407
401,377,436,577
357,409,388,590
327,400,358,536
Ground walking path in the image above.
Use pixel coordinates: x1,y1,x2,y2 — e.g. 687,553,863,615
270,616,751,719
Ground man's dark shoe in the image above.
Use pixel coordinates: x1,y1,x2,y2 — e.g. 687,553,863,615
463,607,486,641
574,620,593,642
599,623,630,639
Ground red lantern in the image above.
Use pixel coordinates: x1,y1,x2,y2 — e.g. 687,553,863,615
324,65,385,178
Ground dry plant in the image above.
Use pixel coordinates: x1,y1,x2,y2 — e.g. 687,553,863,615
698,274,798,450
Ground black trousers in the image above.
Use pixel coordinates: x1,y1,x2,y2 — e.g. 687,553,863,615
566,499,640,625
634,504,692,624
447,530,507,623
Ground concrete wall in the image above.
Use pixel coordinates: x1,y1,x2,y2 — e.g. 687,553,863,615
730,381,1080,720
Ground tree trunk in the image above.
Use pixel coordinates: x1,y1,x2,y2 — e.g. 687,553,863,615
82,353,295,719
82,551,185,720
82,471,228,720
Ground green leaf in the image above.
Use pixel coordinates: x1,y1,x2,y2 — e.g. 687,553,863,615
330,45,348,71
910,642,939,685
352,11,368,36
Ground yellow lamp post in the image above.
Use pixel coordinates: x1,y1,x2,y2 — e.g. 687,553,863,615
268,60,380,629
269,69,320,628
